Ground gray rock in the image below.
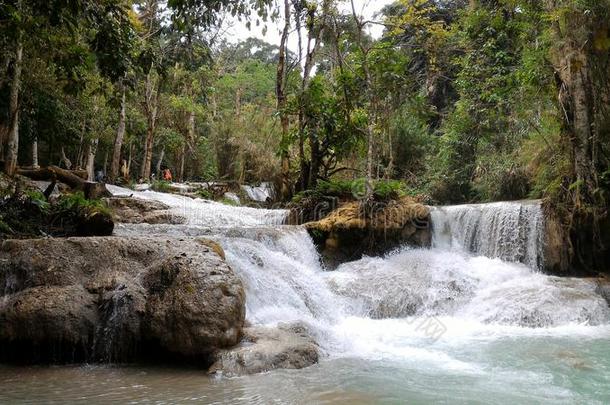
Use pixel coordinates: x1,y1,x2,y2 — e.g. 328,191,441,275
0,236,244,363
209,322,319,376
105,197,186,225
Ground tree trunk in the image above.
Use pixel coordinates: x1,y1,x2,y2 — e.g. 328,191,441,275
547,3,606,204
4,34,23,176
178,144,186,183
76,123,85,169
276,0,291,200
86,138,98,181
31,138,39,168
17,166,110,199
155,146,165,178
0,123,7,158
309,130,321,189
141,68,159,180
545,0,610,271
127,141,133,175
60,147,72,169
102,150,108,176
187,110,195,146
296,1,329,191
184,109,195,180
351,0,375,200
110,81,127,181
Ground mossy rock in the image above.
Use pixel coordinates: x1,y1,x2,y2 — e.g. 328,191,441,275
305,198,431,267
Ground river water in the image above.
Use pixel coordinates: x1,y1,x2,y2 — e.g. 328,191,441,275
1,188,609,404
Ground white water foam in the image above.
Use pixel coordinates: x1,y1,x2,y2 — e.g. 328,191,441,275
108,184,287,227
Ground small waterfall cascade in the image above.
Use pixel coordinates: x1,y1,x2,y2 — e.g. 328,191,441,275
430,201,545,270
107,184,287,227
241,182,276,202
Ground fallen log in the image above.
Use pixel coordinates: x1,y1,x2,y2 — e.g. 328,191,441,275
17,166,88,181
16,165,111,200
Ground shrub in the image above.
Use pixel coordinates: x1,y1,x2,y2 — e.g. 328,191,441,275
24,189,50,213
374,180,407,200
55,192,111,216
220,197,239,206
151,180,172,193
197,189,213,200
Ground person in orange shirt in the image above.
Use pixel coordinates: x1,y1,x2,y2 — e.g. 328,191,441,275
163,168,173,182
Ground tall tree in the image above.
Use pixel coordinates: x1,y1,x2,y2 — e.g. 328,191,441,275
276,0,291,199
4,26,22,175
1,0,134,175
110,76,128,181
350,0,375,200
544,0,610,268
137,0,164,180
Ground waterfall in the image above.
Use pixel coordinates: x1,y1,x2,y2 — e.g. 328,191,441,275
110,187,610,362
430,201,544,269
241,182,275,202
216,228,344,327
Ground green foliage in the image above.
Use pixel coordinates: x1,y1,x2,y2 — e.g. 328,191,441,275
0,217,12,234
374,180,407,201
389,96,437,181
315,179,355,196
151,180,172,193
54,192,110,216
24,189,50,213
196,188,213,200
296,178,407,202
220,197,239,206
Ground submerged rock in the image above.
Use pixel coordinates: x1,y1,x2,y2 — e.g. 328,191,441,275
209,322,319,376
0,236,244,364
105,197,186,225
305,198,431,267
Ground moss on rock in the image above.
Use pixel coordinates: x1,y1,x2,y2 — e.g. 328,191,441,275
305,197,431,267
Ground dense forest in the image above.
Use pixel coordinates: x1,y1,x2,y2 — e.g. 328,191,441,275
1,1,609,266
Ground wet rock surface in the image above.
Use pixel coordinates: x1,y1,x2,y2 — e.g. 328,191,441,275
105,197,186,225
209,323,319,376
0,236,244,364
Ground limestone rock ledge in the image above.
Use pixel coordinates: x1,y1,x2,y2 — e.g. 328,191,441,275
305,198,431,267
105,197,186,225
0,236,243,364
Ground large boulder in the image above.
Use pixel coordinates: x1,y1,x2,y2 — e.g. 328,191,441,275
305,198,431,267
0,236,244,364
209,323,319,376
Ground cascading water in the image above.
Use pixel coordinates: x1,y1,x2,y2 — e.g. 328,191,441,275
99,187,610,402
241,182,276,203
430,200,545,269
